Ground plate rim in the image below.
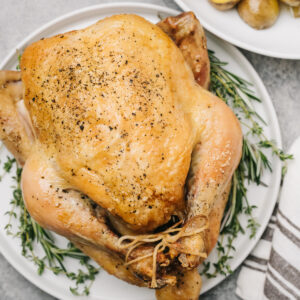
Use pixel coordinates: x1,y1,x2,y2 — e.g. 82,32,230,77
174,0,300,60
0,2,282,299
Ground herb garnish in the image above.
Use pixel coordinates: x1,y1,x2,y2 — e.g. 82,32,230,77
4,161,99,296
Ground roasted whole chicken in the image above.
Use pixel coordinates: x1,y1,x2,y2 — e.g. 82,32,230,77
0,12,242,299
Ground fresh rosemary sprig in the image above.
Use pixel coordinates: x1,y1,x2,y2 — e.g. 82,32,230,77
3,159,99,296
201,50,292,278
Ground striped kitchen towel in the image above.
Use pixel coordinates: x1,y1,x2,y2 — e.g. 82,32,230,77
236,137,300,300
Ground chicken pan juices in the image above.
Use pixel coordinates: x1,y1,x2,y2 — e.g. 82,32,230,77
0,11,291,299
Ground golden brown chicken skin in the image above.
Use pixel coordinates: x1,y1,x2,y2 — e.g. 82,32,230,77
0,12,242,300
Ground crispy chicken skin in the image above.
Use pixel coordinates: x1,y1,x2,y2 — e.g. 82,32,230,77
0,12,242,299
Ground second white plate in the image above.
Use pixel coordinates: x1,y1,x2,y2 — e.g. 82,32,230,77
175,0,300,59
0,2,282,300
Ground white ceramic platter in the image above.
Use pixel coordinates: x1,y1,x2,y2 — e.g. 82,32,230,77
174,0,300,59
0,3,282,300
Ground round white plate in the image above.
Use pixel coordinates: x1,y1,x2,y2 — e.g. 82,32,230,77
0,2,282,300
174,0,300,59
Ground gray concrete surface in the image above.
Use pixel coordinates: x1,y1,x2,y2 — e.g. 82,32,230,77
0,0,299,299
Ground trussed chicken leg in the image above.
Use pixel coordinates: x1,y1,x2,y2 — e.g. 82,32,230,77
174,87,242,268
21,151,176,287
156,268,202,300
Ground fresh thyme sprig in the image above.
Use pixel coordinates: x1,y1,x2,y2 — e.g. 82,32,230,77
0,156,16,181
3,159,100,296
201,50,292,278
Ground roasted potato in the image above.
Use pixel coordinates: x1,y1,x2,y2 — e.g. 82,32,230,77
238,0,280,30
290,5,300,17
280,0,300,6
209,0,241,10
